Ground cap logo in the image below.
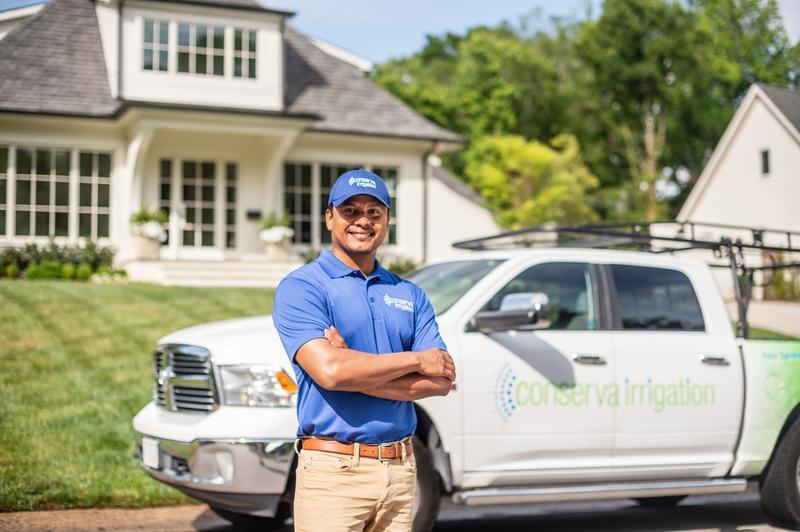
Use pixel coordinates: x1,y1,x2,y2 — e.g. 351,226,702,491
348,176,377,189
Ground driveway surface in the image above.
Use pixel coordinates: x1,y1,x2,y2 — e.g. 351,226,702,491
1,486,796,531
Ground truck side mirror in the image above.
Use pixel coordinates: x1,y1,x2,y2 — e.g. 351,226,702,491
468,292,551,333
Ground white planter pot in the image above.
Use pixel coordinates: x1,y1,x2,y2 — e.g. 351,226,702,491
134,235,161,261
264,239,291,261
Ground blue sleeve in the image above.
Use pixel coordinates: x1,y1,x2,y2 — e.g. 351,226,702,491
411,285,448,352
272,275,330,364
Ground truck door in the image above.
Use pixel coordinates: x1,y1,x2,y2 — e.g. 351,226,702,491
605,263,742,478
459,261,616,484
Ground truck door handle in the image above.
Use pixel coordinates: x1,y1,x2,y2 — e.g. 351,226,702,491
572,354,606,365
701,354,730,366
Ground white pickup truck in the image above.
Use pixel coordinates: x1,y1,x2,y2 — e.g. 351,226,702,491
132,245,800,530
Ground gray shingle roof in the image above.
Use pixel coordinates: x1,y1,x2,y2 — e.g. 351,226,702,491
0,0,461,142
760,84,800,135
0,0,120,116
430,163,484,205
284,27,462,143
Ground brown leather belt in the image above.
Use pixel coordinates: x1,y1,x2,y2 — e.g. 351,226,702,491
300,437,413,460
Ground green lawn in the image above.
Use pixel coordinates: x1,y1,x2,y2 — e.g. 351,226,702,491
748,326,799,341
0,280,274,511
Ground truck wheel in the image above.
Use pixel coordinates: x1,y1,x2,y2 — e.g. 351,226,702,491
210,503,291,530
412,435,442,532
634,495,686,507
761,418,800,526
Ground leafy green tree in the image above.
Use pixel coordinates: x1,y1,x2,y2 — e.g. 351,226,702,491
464,134,599,228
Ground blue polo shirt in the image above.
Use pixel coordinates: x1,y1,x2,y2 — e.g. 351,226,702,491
272,249,448,444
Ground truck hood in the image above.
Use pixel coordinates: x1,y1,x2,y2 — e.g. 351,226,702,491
157,314,291,369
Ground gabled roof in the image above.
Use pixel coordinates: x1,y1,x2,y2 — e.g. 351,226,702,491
0,0,461,143
678,83,800,221
0,0,120,117
429,163,484,206
283,27,462,143
760,84,800,136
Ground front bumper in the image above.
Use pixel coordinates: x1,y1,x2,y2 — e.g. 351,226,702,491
135,433,295,517
132,402,298,517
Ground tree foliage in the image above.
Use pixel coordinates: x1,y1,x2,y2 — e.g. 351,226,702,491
372,0,800,224
464,134,599,228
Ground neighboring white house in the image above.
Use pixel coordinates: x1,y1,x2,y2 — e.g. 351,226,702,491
668,83,800,299
0,0,499,286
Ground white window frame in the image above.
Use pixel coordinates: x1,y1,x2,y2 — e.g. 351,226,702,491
233,28,257,79
0,145,113,245
176,22,226,77
143,19,169,72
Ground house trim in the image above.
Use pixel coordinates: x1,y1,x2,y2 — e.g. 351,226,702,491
678,84,800,221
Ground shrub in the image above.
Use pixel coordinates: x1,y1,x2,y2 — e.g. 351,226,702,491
62,263,76,280
384,257,418,276
24,261,40,279
38,260,63,279
75,263,93,281
96,264,111,276
5,262,20,279
0,241,115,280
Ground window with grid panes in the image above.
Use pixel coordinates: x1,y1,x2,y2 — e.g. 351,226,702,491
233,28,257,79
158,159,172,246
0,146,7,236
319,164,363,245
177,23,225,76
78,151,111,239
14,148,72,238
225,162,236,249
181,160,215,247
284,162,312,244
370,166,398,245
143,19,169,72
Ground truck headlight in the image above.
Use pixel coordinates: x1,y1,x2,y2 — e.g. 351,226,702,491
219,365,297,407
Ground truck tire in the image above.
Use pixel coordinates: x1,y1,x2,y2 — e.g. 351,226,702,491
634,495,686,507
210,503,291,530
412,435,442,532
761,418,800,526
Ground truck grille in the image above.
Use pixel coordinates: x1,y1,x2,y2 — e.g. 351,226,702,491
153,345,218,413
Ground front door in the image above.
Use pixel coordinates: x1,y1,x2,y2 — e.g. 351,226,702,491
459,261,616,485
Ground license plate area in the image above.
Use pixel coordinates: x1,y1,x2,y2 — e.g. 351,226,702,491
142,437,161,469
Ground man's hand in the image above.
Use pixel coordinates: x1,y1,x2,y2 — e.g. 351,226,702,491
417,347,456,382
324,325,455,383
324,325,347,349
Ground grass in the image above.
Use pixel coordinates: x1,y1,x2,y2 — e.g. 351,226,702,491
0,280,274,511
748,326,799,341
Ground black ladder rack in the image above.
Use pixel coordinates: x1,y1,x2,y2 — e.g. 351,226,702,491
452,221,800,339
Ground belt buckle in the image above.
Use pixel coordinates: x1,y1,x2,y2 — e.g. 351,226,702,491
377,441,396,462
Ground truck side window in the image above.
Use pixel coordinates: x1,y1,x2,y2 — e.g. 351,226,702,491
610,265,705,331
483,262,596,330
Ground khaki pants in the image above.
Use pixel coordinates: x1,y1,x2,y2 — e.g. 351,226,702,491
293,444,417,532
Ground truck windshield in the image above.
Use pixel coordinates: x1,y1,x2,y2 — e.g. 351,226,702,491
408,259,505,315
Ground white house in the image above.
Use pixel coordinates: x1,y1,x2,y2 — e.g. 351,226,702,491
669,83,800,299
0,0,499,286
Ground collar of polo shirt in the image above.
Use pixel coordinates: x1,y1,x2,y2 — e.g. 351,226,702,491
318,249,394,282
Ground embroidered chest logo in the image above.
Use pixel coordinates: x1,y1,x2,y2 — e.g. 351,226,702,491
383,294,414,312
348,176,377,189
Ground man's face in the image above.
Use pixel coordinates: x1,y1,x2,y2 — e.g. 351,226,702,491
326,195,389,255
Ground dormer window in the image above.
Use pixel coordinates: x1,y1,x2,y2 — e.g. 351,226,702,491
233,29,257,79
143,19,169,72
177,23,225,76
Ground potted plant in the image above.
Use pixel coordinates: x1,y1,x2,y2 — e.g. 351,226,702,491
130,207,168,260
259,212,294,261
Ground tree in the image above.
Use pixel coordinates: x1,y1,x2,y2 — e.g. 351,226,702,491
463,134,599,228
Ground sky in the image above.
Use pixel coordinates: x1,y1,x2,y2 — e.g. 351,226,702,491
0,0,798,63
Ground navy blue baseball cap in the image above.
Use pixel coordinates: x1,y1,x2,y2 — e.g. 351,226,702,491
327,169,391,210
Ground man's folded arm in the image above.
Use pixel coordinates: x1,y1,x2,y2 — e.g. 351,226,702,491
361,372,453,401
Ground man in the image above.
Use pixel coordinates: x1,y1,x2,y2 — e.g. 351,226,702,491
272,168,455,532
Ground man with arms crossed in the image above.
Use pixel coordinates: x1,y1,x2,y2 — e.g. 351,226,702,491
272,169,455,532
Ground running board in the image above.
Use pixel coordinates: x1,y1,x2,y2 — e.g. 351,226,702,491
452,478,748,506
